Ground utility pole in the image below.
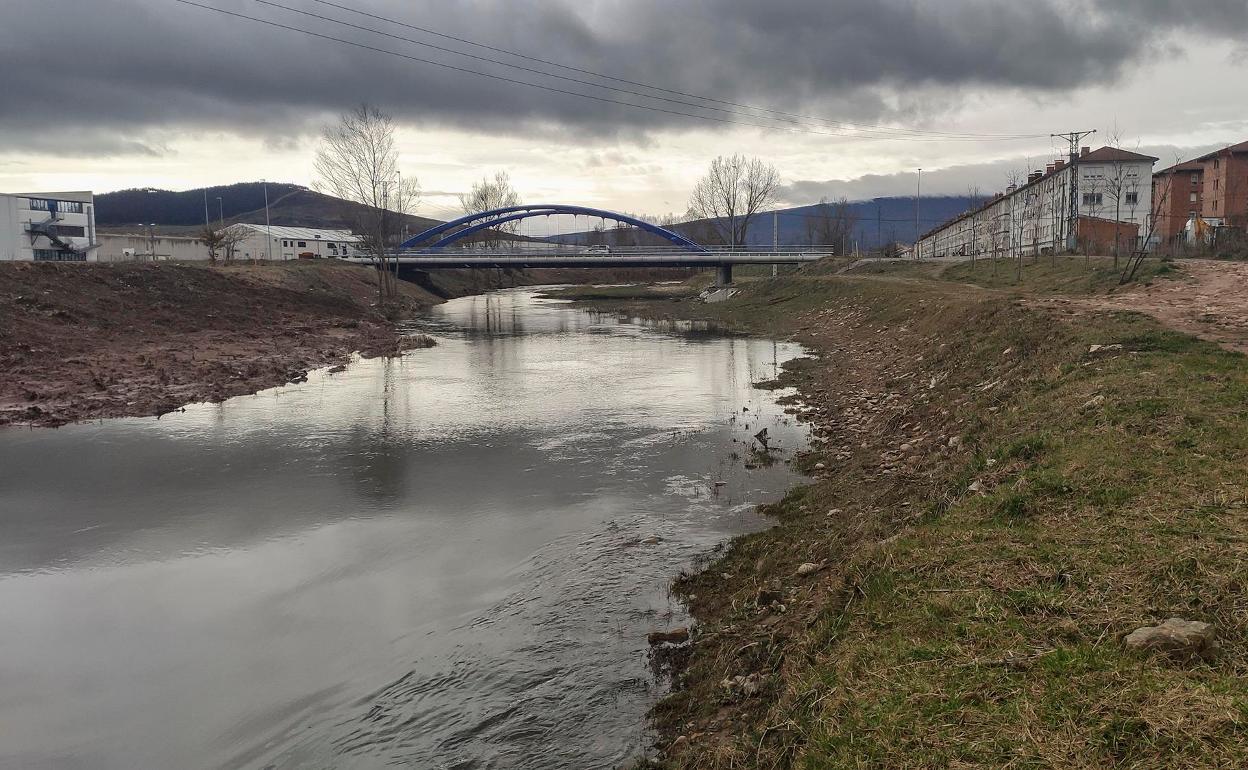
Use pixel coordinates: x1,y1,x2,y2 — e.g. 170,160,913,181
771,210,778,277
203,189,210,231
216,197,224,228
876,203,882,251
263,180,272,262
1052,130,1097,252
915,169,922,259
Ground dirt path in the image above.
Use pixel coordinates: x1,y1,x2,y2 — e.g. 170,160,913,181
1045,260,1248,354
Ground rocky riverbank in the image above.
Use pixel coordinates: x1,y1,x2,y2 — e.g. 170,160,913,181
557,258,1248,768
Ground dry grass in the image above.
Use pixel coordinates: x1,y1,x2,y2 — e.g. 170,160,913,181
599,270,1248,768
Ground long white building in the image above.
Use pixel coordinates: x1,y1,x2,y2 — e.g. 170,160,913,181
232,224,363,261
0,191,98,261
916,147,1158,260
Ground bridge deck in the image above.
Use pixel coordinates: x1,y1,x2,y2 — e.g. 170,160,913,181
351,251,829,268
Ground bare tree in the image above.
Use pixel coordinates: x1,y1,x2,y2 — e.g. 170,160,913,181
314,104,421,305
1101,129,1145,268
220,225,249,262
1122,174,1172,284
804,197,857,253
200,225,225,263
965,186,986,267
459,171,521,248
687,155,780,248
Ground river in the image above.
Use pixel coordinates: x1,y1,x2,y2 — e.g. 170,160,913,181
0,287,809,769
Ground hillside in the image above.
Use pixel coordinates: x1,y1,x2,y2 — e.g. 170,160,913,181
95,183,444,236
545,196,978,252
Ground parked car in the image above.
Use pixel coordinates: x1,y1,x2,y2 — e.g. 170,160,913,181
586,244,611,254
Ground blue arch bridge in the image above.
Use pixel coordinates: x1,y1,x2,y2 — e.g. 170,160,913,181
359,205,830,285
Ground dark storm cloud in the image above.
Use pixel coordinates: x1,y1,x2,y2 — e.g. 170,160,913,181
2,0,1245,151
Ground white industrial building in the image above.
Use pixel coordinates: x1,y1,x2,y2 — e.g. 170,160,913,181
95,224,365,262
916,147,1158,260
96,232,214,262
0,191,98,261
232,224,364,261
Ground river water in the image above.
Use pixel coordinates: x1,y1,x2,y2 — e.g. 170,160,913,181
0,288,809,769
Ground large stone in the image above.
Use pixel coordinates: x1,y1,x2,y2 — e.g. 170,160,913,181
1123,618,1218,661
648,627,690,646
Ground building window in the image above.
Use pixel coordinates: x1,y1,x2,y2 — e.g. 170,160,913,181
33,249,84,262
49,224,87,237
1191,174,1199,185
26,198,83,214
1082,193,1103,206
1124,192,1139,206
297,241,307,248
1191,192,1198,203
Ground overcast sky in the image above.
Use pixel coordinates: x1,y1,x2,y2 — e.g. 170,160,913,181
3,0,1247,219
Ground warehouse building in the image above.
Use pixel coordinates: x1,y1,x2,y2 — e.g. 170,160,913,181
916,147,1157,260
232,224,363,261
0,191,98,261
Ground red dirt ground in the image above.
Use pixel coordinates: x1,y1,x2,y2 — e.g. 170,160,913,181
0,261,439,427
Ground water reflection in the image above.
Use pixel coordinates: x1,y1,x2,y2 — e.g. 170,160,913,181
0,288,809,769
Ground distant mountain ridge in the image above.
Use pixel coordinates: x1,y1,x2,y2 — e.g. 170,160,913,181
545,196,979,251
96,184,980,250
95,183,444,236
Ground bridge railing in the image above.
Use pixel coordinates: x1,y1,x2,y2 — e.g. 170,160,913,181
395,244,838,257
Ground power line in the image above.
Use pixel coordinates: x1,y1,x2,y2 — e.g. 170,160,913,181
171,0,1046,143
297,0,1044,141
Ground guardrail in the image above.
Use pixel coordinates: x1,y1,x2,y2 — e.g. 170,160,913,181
393,246,837,258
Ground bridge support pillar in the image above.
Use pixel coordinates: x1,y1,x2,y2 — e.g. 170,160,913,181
716,263,733,286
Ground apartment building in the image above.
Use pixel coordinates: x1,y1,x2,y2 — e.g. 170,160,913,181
0,191,98,261
1151,160,1205,243
916,147,1157,260
1197,140,1248,228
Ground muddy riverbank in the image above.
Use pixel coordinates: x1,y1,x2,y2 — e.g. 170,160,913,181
0,261,698,427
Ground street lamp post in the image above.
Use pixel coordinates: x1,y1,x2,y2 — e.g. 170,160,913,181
915,168,922,259
262,180,272,262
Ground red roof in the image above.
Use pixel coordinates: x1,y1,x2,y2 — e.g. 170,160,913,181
1155,159,1205,176
1081,147,1159,163
1195,140,1248,162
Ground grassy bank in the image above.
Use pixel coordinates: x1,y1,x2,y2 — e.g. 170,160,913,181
561,264,1248,767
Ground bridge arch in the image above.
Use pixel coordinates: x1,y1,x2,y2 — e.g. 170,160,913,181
400,204,708,252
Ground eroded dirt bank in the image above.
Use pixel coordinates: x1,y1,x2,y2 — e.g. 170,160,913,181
0,261,443,427
0,261,703,428
559,261,1248,768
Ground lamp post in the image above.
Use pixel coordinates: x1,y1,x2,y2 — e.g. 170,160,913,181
262,179,272,262
915,168,922,259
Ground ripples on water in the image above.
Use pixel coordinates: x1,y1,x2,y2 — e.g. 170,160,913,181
0,288,809,769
